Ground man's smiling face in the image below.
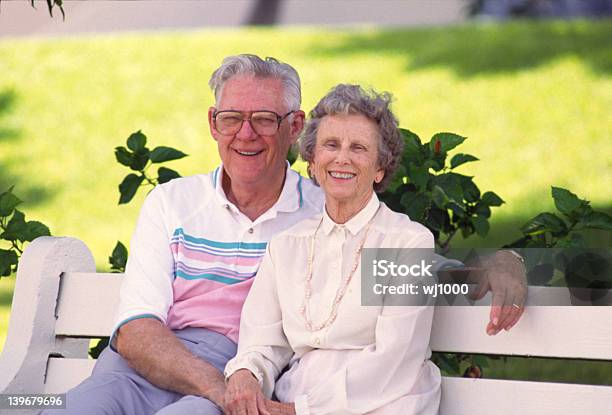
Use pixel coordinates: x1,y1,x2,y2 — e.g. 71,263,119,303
208,75,300,189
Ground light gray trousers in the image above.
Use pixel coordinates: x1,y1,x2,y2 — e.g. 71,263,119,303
42,327,237,415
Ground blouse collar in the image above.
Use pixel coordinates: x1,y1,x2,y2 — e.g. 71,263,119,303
321,192,380,236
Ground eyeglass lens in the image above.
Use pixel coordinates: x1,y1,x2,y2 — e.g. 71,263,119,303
215,111,281,135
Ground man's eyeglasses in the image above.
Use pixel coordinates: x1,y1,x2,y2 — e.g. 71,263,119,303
213,110,294,136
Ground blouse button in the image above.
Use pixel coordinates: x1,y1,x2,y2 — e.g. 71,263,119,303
314,337,320,346
248,228,254,234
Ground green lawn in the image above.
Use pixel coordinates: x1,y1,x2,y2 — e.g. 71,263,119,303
0,277,14,353
1,20,611,377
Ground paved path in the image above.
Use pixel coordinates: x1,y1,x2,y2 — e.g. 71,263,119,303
1,0,465,38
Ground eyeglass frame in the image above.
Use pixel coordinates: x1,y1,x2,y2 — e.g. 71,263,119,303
212,109,296,136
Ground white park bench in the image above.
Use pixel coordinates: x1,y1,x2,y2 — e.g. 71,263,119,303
1,236,611,414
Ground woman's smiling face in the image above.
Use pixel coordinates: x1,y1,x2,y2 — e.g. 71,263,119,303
311,114,384,209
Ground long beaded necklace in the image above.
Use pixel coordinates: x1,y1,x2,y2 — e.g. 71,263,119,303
299,209,377,332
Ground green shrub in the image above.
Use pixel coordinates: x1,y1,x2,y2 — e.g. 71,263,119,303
0,187,51,277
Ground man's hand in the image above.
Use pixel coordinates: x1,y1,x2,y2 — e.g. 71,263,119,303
225,369,271,415
115,318,226,408
469,250,527,335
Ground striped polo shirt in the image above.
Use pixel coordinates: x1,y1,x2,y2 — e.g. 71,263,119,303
113,164,324,344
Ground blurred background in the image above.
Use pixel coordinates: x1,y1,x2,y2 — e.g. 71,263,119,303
1,0,611,383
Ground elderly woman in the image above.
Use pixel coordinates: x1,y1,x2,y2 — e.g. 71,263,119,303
224,84,441,415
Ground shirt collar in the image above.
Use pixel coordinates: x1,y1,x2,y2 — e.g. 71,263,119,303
213,161,303,214
321,192,380,236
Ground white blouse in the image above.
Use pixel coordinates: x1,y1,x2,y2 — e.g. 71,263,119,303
225,194,441,415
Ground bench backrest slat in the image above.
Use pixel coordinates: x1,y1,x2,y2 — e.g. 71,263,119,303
431,306,612,360
55,273,123,337
55,272,612,360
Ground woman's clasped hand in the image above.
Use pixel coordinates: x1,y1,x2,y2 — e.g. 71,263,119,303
225,370,296,415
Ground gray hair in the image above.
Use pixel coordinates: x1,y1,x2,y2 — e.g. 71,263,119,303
300,84,404,193
209,54,301,112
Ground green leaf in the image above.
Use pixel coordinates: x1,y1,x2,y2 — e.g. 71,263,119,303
521,212,568,236
461,225,475,239
424,158,445,172
474,203,491,218
525,238,547,248
481,191,504,207
556,232,586,248
471,215,490,238
385,165,407,193
426,207,450,232
527,263,554,286
434,174,464,205
580,211,612,231
129,148,150,171
551,186,588,217
0,248,19,277
56,0,66,20
157,167,181,184
286,145,299,166
109,241,128,272
118,174,145,205
0,187,22,217
23,221,51,242
431,153,448,172
150,146,188,164
1,209,27,241
472,355,490,369
553,251,570,274
463,180,481,203
432,186,449,208
45,0,64,18
400,128,422,153
429,132,467,153
114,146,133,167
89,337,110,359
448,202,465,219
401,192,431,222
407,165,429,189
126,130,147,152
450,153,479,169
505,235,531,249
435,353,461,375
564,251,609,286
419,142,433,162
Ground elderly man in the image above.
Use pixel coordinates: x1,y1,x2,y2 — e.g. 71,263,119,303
46,54,525,415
